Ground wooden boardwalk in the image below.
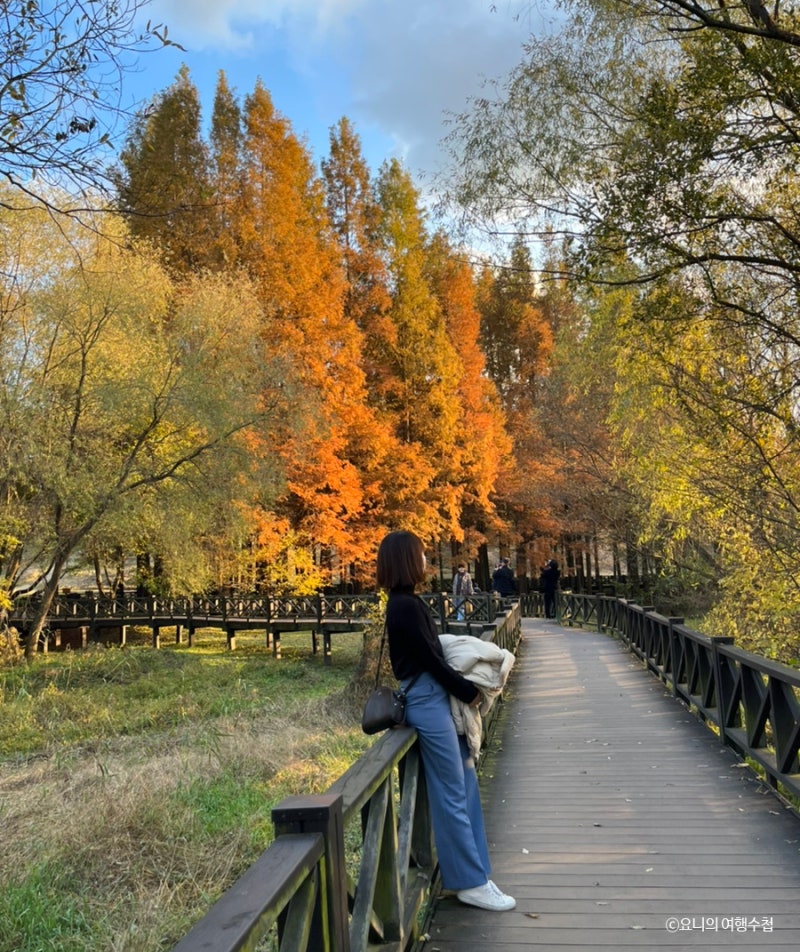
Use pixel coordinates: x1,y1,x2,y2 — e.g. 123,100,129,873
425,618,800,950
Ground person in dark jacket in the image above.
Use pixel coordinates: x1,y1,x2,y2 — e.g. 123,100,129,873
491,558,516,597
539,558,560,619
377,530,516,912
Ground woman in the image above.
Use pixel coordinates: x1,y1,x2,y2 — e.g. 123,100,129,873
452,560,474,620
376,530,516,912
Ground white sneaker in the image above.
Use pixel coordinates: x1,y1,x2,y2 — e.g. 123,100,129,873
457,879,516,911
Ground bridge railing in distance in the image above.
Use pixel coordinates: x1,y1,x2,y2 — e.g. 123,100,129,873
419,592,509,630
552,593,800,803
169,602,522,952
484,600,522,656
518,591,543,617
559,591,598,628
319,593,379,619
10,592,512,652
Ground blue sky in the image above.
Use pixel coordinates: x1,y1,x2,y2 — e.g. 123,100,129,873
123,0,551,180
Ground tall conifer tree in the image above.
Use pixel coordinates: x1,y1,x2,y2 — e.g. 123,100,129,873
236,83,387,579
478,237,553,415
476,238,558,571
322,118,395,397
373,158,464,539
209,71,243,270
116,65,212,275
426,232,512,548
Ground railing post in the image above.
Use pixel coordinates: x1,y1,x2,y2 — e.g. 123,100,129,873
437,592,447,633
665,618,684,694
597,595,606,632
271,793,350,952
711,635,736,744
87,595,97,643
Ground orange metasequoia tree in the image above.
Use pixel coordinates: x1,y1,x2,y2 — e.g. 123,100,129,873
234,83,392,584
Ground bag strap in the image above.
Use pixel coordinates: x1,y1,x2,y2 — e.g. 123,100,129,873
374,619,388,690
374,618,422,696
398,670,422,698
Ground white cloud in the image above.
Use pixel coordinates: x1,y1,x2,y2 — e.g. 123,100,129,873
150,0,365,50
142,0,532,174
340,1,527,173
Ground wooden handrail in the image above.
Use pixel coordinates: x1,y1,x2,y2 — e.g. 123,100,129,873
9,591,518,625
560,592,800,801
171,833,325,952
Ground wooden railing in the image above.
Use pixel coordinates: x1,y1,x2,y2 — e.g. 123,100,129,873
171,601,522,952
10,591,513,642
554,593,800,802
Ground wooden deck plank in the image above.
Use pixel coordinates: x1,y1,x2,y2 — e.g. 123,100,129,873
424,619,800,951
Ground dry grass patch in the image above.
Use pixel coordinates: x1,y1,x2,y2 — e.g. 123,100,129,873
0,631,374,951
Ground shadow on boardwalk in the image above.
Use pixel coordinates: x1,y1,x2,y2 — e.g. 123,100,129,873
424,619,800,950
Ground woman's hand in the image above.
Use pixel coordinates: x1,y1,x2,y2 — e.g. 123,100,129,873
469,689,482,708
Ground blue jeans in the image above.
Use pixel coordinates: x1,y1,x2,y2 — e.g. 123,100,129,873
402,671,491,890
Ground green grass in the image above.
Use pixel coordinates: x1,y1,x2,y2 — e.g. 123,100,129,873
179,769,274,839
0,863,96,952
0,627,373,952
0,628,351,757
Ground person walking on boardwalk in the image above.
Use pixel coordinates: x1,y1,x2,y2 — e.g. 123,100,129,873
452,561,474,621
539,558,560,619
377,530,516,912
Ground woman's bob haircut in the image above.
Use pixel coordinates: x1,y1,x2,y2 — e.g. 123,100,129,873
376,530,426,590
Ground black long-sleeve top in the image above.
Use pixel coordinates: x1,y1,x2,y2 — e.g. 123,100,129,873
386,587,479,705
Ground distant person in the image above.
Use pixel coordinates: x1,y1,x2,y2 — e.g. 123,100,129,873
377,530,515,911
491,558,516,597
539,559,560,619
452,561,474,621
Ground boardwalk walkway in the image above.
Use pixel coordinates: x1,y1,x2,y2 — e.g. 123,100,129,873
425,618,800,950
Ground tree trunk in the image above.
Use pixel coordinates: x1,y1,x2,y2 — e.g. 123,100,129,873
23,565,65,659
476,542,491,592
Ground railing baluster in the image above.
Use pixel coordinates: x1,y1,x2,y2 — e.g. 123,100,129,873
350,778,390,950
